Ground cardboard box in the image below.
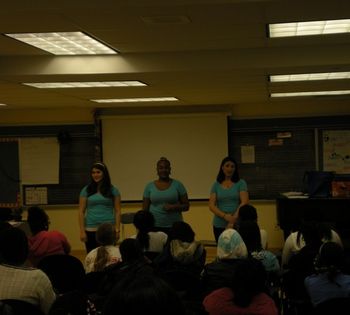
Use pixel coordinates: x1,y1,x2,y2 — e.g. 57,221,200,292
332,180,350,197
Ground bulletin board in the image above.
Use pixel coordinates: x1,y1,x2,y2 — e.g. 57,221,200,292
229,116,350,200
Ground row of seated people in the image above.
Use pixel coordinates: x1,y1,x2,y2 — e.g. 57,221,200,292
2,204,350,315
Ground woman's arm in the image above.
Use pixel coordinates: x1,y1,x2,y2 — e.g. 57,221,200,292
143,197,151,211
164,193,190,212
209,192,231,222
78,196,87,242
238,190,249,209
114,195,121,240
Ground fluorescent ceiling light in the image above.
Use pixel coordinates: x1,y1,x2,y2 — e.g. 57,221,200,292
0,103,7,106
4,32,117,55
271,90,350,97
269,19,350,37
23,81,146,88
270,71,350,82
92,97,178,103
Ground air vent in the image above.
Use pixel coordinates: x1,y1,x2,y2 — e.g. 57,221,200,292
141,15,191,25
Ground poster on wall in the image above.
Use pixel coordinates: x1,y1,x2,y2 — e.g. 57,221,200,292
323,130,350,174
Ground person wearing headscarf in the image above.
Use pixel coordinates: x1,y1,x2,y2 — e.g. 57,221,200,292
201,229,248,296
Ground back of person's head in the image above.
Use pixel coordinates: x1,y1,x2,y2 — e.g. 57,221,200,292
318,222,333,242
238,204,258,222
96,222,116,246
298,221,323,249
237,221,262,252
217,229,248,260
231,258,267,308
93,223,117,272
133,210,154,250
0,207,12,221
315,241,344,272
0,221,12,233
133,210,154,232
119,238,143,263
0,227,28,265
104,274,186,315
169,221,195,243
27,206,49,235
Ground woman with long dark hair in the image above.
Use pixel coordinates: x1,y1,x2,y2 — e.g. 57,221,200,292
79,162,121,253
209,157,249,242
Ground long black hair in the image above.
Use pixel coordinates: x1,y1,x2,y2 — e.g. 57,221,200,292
86,162,113,198
134,210,155,251
237,221,262,253
27,206,49,235
231,258,267,308
216,156,240,183
315,242,344,286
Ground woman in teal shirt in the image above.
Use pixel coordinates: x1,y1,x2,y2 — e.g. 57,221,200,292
209,156,249,242
79,162,121,253
143,157,189,234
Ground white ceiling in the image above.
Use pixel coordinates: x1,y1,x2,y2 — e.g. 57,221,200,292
1,0,350,118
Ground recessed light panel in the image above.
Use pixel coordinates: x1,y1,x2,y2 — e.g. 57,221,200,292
5,32,117,55
271,90,350,97
23,81,146,88
269,19,350,37
270,71,350,82
92,97,178,103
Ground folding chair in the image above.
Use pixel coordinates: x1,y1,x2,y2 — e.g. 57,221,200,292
120,212,135,240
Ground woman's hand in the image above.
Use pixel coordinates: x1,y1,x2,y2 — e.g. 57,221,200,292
164,203,176,212
115,230,120,241
225,212,238,228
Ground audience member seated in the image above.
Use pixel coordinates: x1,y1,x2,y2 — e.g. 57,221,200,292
84,222,121,273
235,204,268,249
0,227,56,314
131,210,168,261
203,257,278,315
237,221,280,273
27,206,71,267
282,220,342,269
0,221,12,233
98,238,154,297
38,254,86,295
103,274,186,315
0,299,45,315
305,242,350,307
154,221,206,279
282,221,324,312
201,228,248,296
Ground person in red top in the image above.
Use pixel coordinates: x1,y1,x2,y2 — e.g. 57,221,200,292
203,258,278,315
27,206,71,266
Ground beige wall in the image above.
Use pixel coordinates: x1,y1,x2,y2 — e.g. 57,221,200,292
23,200,284,251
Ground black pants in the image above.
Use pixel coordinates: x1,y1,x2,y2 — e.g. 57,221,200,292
213,226,225,243
85,230,98,253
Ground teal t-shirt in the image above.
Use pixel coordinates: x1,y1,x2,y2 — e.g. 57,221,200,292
210,179,248,228
143,179,187,228
80,185,120,229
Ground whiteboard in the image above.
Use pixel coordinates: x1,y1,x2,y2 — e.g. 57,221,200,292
102,114,228,201
19,137,60,184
